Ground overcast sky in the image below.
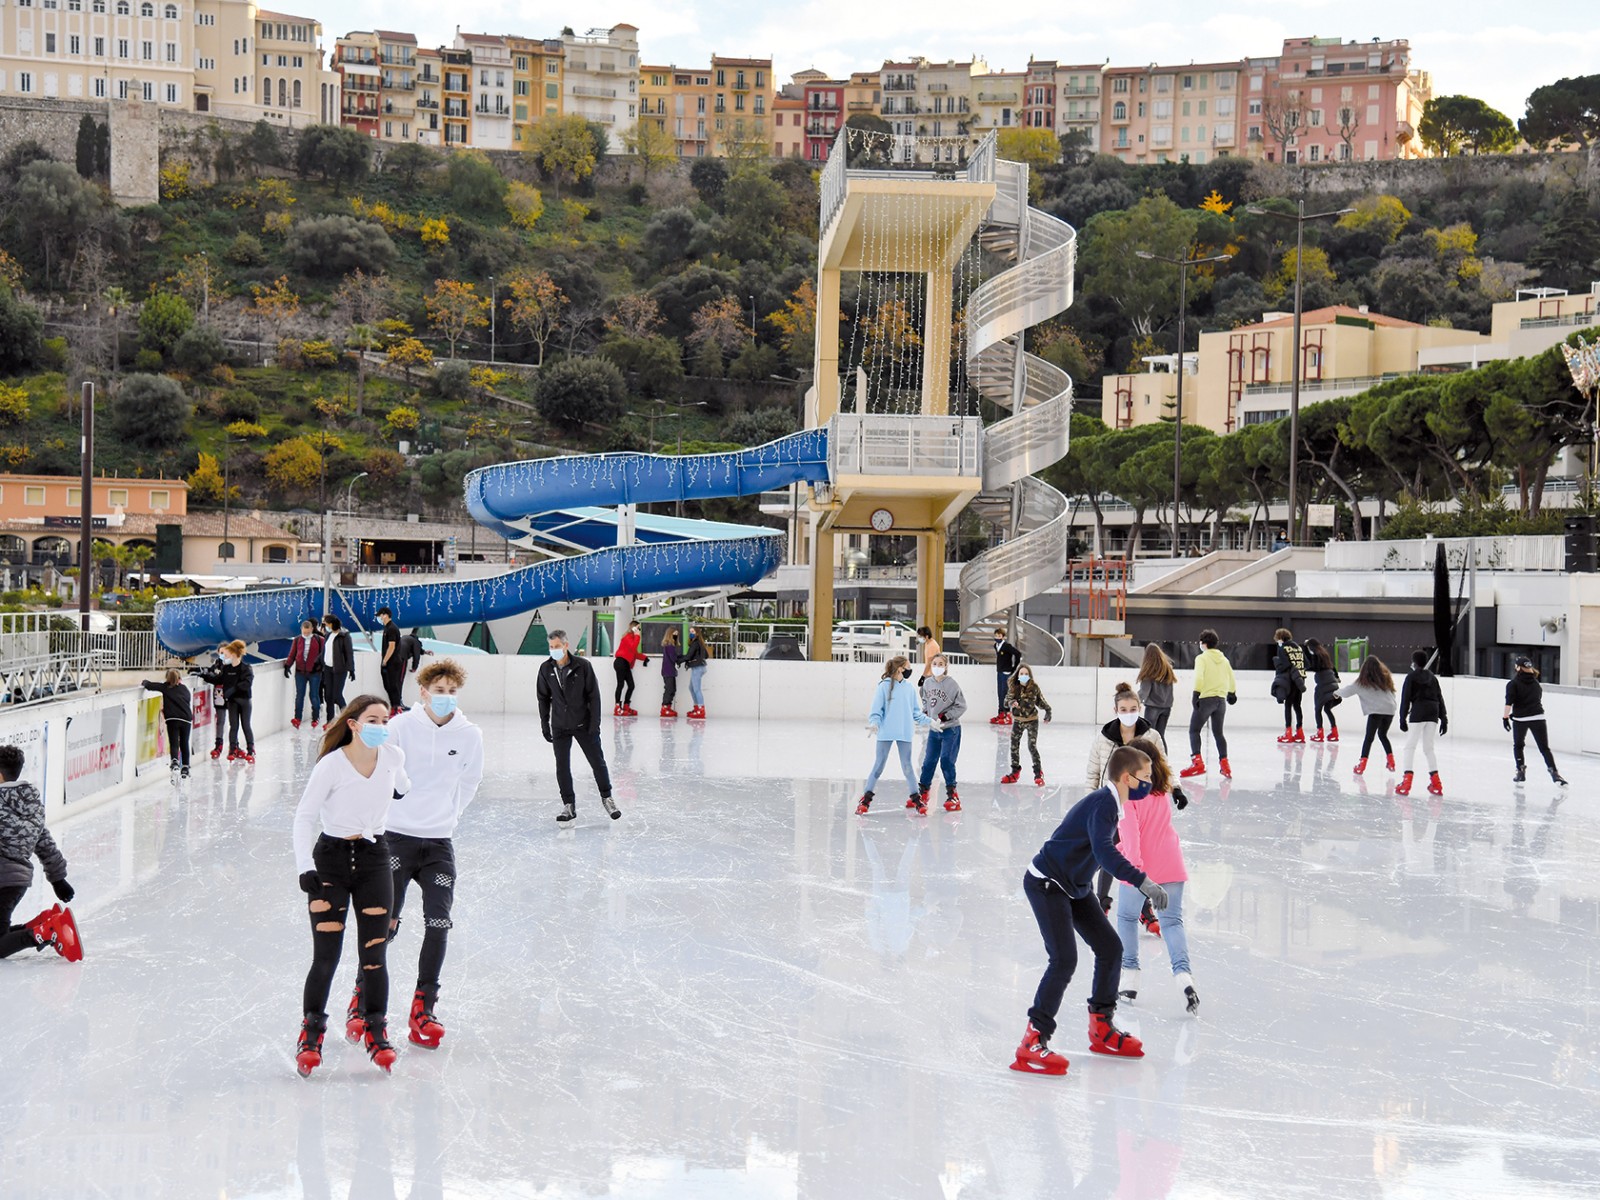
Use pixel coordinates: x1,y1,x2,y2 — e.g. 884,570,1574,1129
321,0,1593,122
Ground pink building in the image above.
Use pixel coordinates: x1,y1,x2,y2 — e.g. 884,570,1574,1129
803,78,845,161
1248,36,1431,163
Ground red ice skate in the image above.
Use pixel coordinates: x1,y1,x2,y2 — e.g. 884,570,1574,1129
1218,758,1232,779
855,791,874,815
1034,773,1045,787
1427,772,1444,796
944,789,961,812
1276,728,1295,744
1385,753,1396,772
408,987,444,1048
1326,728,1339,742
614,704,626,716
49,905,83,962
1009,1021,1068,1075
1308,729,1325,743
1291,729,1305,743
364,1017,398,1073
660,705,678,718
1088,1009,1144,1058
345,983,367,1044
1179,755,1205,778
909,791,927,809
295,1012,328,1078
1353,757,1368,775
688,706,705,720
1001,770,1021,784
291,718,301,729
1395,772,1414,796
909,793,927,816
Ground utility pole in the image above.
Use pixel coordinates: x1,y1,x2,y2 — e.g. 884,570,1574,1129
1135,249,1233,556
79,381,93,630
489,274,496,364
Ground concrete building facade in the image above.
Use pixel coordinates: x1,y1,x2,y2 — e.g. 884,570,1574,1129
1247,36,1430,164
456,32,511,150
1103,60,1241,164
562,24,637,141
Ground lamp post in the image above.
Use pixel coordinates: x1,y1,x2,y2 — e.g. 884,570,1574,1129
488,274,496,364
1243,201,1353,544
1135,249,1232,555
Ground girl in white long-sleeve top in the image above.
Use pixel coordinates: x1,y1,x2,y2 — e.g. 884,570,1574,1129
343,660,484,1052
291,694,410,1079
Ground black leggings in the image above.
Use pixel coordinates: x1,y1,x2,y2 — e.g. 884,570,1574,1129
227,699,254,753
663,674,677,708
1513,719,1559,773
614,658,635,705
1360,714,1394,758
166,717,191,767
1189,697,1228,758
1314,696,1339,732
1283,693,1303,730
303,835,393,1018
0,885,39,959
388,834,456,988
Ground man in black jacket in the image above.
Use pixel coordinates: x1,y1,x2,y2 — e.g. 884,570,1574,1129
536,630,619,824
991,628,1021,724
321,615,356,713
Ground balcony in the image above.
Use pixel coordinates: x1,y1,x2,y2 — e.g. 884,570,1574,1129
416,98,438,109
927,82,949,93
381,79,414,92
806,120,835,135
474,103,511,117
1061,83,1099,95
847,99,874,111
380,53,414,66
977,91,1017,103
883,76,916,92
1302,62,1397,79
1062,109,1098,123
572,84,617,99
808,98,839,111
828,414,983,479
419,71,438,83
343,79,379,94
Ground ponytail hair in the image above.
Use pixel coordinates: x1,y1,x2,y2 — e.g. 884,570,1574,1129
1112,680,1139,710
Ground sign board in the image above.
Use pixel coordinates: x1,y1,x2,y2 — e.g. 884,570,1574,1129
193,684,214,730
63,707,125,805
0,720,47,797
135,693,168,775
42,516,108,529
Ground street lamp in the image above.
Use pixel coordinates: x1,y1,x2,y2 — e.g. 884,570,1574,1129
488,274,496,364
1243,201,1354,545
1135,248,1233,556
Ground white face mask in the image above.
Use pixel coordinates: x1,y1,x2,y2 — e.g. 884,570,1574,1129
932,665,946,677
1017,673,1031,685
1117,711,1139,726
551,646,567,661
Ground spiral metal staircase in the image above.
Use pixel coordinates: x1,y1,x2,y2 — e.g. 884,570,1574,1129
957,158,1078,666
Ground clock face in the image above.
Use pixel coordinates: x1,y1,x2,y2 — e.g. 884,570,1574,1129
870,508,894,532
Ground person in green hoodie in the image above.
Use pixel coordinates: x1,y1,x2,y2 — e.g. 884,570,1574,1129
1180,629,1236,779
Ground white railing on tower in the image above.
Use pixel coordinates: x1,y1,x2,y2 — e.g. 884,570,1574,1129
828,414,983,478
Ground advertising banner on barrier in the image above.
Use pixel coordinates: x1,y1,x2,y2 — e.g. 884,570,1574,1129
135,694,167,775
194,684,214,730
0,719,48,797
64,707,125,805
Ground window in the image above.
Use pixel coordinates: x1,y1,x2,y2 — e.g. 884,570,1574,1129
24,486,45,506
94,77,107,98
1198,100,1207,116
70,36,81,54
1182,74,1193,90
1308,144,1320,162
46,34,57,53
142,81,153,101
261,77,270,105
142,41,154,61
18,73,33,95
108,488,129,507
218,541,236,561
546,60,557,74
1248,99,1262,115
118,80,129,98
1137,102,1146,117
166,42,177,62
292,79,300,108
278,77,286,106
1154,100,1171,119
165,2,176,14
1113,77,1129,94
545,82,557,99
141,1,153,13
67,488,83,507
1181,101,1190,117
117,0,128,11
166,82,178,102
1155,76,1171,93
1309,109,1323,127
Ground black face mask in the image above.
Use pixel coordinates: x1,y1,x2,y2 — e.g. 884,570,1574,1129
901,668,913,680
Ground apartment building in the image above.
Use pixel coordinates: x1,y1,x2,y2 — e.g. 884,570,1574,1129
709,54,770,156
507,35,563,147
374,29,414,143
562,24,637,141
1053,62,1102,152
844,69,879,119
1246,36,1430,164
413,46,440,144
244,9,333,126
332,29,379,137
666,65,711,156
456,32,511,149
439,45,469,146
772,91,805,158
879,57,983,165
801,75,844,161
1102,305,1487,434
639,63,671,145
970,69,1023,138
1102,60,1241,164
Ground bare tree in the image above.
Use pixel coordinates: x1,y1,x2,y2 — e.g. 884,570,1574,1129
1337,104,1362,161
1262,93,1304,164
333,269,394,416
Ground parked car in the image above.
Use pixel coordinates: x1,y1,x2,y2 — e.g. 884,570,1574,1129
831,620,916,649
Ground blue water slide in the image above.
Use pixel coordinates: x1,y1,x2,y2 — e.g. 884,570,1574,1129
153,430,830,656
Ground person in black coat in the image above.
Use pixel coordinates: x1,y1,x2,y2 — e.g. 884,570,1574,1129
991,629,1021,723
1501,656,1567,786
321,615,357,712
1270,627,1308,743
141,669,194,776
1396,650,1448,797
535,630,619,824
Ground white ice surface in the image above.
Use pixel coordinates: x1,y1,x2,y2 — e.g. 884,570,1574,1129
3,713,1598,1199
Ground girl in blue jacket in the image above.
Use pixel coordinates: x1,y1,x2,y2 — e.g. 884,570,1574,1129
855,655,933,815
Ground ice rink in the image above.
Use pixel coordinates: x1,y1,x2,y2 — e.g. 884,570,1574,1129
3,710,1598,1199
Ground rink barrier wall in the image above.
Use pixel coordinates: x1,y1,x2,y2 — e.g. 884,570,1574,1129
0,656,388,824
2,659,1584,824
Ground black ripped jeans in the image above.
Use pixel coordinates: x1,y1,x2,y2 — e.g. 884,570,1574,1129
303,834,393,1019
388,833,456,988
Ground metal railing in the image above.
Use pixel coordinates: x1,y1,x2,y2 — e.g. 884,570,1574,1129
1323,536,1565,573
818,127,849,236
1243,373,1402,398
0,652,102,708
1520,309,1600,331
1,611,169,670
828,414,983,477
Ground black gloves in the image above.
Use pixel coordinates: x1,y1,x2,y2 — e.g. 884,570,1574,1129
1172,786,1189,811
1043,710,1052,723
542,727,553,743
1440,718,1448,736
1192,691,1201,707
52,879,74,903
1226,692,1237,706
298,871,322,896
939,711,949,722
1503,717,1512,732
1399,722,1408,733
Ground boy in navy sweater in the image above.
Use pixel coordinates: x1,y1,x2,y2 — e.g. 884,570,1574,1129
1012,744,1168,1075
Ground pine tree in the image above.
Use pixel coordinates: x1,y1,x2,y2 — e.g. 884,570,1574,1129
75,115,96,178
94,122,111,177
1529,191,1600,290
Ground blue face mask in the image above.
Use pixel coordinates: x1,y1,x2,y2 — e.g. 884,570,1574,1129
428,694,457,718
551,647,568,661
358,724,390,748
1127,778,1153,801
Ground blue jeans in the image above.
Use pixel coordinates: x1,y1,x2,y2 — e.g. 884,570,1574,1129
1118,879,1189,974
918,725,962,790
996,671,1011,714
864,740,917,796
689,665,706,707
293,671,323,721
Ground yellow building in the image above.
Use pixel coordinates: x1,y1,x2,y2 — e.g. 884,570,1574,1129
375,29,416,143
507,35,563,148
710,54,771,157
639,62,672,143
440,45,470,147
1102,305,1490,433
845,70,879,118
668,65,712,156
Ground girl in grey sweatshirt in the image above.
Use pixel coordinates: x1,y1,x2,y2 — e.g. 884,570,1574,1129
916,657,967,813
1338,656,1398,775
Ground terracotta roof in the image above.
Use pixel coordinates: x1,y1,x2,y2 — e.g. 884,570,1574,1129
457,32,504,44
1238,305,1427,332
257,10,319,23
375,30,418,43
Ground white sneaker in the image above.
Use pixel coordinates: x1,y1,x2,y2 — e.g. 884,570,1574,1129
1118,967,1140,1002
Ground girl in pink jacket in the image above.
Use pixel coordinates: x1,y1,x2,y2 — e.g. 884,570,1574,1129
1116,736,1198,1015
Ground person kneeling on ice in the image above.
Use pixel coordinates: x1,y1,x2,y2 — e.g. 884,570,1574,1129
1013,744,1167,1075
291,696,411,1078
1115,737,1199,1016
0,745,83,964
916,654,966,812
343,659,484,1054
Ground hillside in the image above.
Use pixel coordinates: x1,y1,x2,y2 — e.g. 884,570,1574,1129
0,122,1596,537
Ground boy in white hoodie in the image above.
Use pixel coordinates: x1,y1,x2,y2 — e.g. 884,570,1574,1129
344,658,484,1051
